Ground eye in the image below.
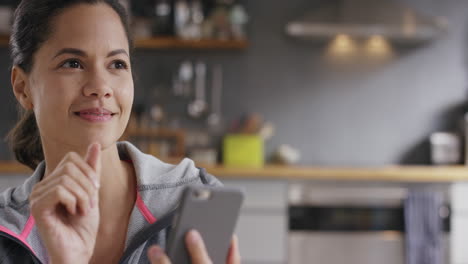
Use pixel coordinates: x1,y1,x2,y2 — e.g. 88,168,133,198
61,59,83,69
110,60,128,70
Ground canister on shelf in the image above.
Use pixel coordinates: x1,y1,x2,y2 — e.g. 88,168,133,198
430,132,460,165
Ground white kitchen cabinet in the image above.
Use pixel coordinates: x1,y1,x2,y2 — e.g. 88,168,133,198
451,183,468,212
451,182,468,264
222,179,288,264
289,231,405,264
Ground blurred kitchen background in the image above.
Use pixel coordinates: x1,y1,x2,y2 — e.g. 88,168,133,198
2,0,468,263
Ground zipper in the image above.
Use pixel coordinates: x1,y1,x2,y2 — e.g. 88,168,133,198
118,210,176,264
0,231,42,264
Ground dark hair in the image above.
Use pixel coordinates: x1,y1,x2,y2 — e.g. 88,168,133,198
7,0,133,170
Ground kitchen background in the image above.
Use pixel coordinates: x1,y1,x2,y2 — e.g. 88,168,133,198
2,1,468,264
0,0,467,166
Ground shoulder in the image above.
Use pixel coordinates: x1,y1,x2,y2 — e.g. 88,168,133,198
117,141,222,187
0,168,42,235
137,158,222,191
0,187,31,237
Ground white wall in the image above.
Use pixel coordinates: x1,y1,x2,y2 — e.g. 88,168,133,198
0,174,29,192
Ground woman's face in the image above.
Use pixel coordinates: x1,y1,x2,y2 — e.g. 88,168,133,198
26,3,133,150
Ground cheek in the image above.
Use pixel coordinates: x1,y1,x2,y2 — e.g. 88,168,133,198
31,76,73,114
39,81,77,110
117,83,134,108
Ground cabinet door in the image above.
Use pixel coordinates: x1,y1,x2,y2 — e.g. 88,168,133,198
222,179,288,264
451,182,468,264
236,213,287,263
222,179,288,210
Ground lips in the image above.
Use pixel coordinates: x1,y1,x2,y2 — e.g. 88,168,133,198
74,108,116,122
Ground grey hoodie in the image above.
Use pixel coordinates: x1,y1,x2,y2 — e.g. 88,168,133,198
0,141,221,263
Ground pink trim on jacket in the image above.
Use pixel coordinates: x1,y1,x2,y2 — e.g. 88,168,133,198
136,191,157,224
21,215,35,239
122,159,158,224
0,215,37,256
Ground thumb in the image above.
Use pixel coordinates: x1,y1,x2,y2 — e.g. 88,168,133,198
85,142,101,177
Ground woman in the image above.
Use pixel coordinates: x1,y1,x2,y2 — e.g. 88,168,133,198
0,0,241,263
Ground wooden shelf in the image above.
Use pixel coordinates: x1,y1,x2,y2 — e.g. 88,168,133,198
3,161,468,183
0,35,247,50
206,165,468,182
134,37,248,50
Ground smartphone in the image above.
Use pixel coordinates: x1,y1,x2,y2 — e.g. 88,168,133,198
166,186,244,264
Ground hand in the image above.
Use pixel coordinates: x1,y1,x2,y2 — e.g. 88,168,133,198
29,143,102,264
147,230,241,264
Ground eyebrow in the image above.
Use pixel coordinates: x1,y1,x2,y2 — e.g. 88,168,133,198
53,48,129,59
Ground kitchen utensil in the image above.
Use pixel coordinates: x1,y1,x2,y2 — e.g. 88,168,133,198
185,0,204,40
188,62,207,118
207,65,224,131
241,113,263,134
179,61,193,97
259,122,275,140
430,132,460,165
150,104,164,123
153,0,173,36
273,144,301,164
175,0,190,38
189,148,218,165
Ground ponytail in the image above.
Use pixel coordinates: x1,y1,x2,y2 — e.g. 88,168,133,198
6,109,43,170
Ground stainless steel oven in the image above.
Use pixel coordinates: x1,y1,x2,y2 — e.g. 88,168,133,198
288,182,450,264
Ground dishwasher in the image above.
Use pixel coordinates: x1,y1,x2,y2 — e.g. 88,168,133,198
288,182,450,264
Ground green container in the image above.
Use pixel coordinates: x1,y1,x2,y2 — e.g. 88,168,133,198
223,134,264,168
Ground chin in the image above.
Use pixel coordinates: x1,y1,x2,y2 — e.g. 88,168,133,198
74,134,118,150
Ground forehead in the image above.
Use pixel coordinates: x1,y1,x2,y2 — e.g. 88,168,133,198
41,3,129,55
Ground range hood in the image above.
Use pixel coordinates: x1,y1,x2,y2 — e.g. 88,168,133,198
285,0,448,44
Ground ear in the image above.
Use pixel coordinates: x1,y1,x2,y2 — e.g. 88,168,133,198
11,66,34,110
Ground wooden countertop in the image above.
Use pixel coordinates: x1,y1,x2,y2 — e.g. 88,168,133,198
1,161,468,182
206,165,468,182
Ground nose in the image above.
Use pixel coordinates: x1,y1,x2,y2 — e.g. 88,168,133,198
83,70,113,98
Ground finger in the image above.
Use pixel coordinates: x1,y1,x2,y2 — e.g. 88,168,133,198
48,162,97,197
34,174,93,215
147,245,171,264
31,185,78,216
31,163,97,209
186,230,213,264
227,235,241,264
57,174,93,215
85,143,101,187
60,162,98,199
64,152,100,188
54,152,99,188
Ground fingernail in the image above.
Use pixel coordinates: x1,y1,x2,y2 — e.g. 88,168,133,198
188,230,201,245
149,246,163,261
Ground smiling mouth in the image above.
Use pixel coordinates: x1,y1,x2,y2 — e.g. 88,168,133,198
73,112,116,116
73,109,117,122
